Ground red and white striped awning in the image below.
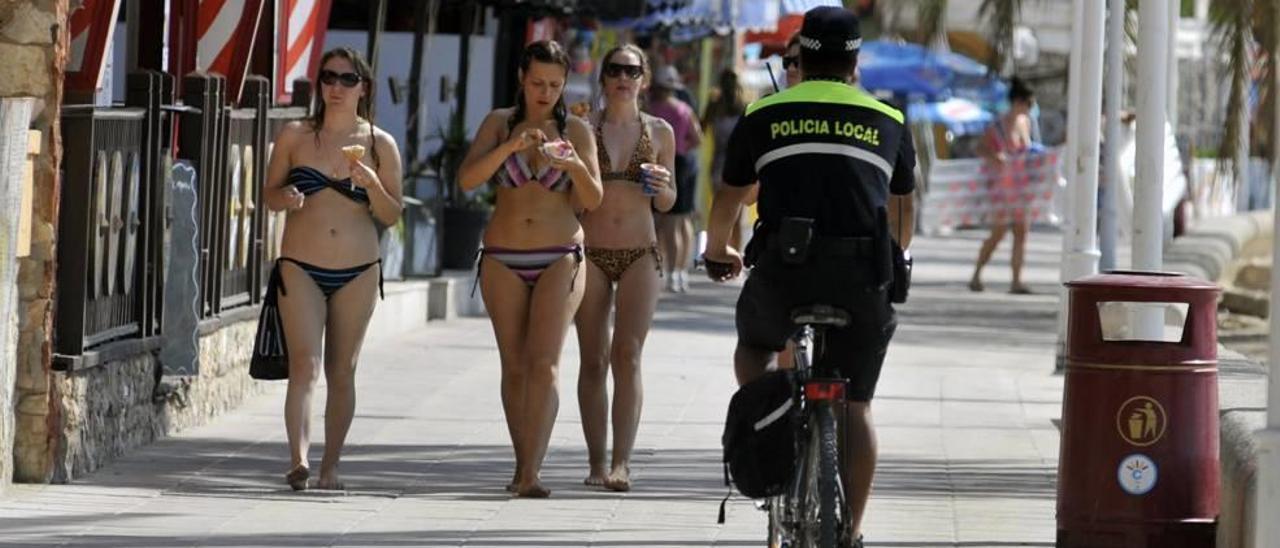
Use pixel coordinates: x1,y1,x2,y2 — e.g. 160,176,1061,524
276,0,333,104
66,0,123,93
197,0,265,103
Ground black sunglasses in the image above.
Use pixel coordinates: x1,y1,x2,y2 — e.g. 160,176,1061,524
782,55,799,70
319,70,363,88
603,62,644,80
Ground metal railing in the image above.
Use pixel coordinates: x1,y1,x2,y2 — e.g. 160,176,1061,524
178,73,224,318
179,74,308,317
55,93,153,355
220,80,268,309
55,71,309,359
262,102,309,292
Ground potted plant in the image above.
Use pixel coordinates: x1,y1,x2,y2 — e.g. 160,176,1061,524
431,109,492,269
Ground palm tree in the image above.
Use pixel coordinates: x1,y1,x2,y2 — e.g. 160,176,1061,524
916,0,949,47
977,0,1024,73
1211,0,1255,189
905,0,1022,73
1209,0,1280,197
1254,0,1280,191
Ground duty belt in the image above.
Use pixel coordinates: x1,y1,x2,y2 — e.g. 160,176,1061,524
763,235,877,257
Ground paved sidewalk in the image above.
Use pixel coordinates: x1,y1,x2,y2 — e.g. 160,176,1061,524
0,231,1064,547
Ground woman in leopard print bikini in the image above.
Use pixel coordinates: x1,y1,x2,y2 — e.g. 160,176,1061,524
574,44,678,492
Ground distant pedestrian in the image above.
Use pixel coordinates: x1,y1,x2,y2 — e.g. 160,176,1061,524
456,40,604,498
703,69,748,251
648,65,703,292
969,77,1036,295
262,47,404,492
575,44,677,492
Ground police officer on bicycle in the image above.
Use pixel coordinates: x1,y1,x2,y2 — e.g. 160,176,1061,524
703,6,915,546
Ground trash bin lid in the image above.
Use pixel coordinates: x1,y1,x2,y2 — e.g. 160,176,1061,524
1066,270,1219,291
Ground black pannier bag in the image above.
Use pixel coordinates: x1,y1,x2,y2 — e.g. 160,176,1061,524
721,370,800,499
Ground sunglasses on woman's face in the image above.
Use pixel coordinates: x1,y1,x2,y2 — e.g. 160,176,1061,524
320,70,363,88
603,62,644,80
782,55,799,70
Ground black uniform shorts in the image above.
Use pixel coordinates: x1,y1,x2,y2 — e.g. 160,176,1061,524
735,251,898,402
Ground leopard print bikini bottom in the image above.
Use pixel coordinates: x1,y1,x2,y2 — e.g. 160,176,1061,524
585,246,662,283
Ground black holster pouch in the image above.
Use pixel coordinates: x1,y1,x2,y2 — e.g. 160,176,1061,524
876,207,911,304
776,217,815,265
743,219,765,268
890,239,912,303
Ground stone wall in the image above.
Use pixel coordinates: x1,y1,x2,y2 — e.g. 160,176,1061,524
50,320,262,481
1,0,67,485
0,99,35,493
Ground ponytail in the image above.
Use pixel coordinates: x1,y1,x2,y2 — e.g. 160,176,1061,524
553,95,567,135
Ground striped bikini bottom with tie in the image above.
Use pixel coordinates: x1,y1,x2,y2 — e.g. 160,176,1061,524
479,244,583,287
276,257,385,300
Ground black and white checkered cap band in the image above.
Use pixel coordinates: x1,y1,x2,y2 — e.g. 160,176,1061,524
798,35,862,52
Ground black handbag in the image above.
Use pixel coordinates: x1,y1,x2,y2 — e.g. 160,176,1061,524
249,263,289,380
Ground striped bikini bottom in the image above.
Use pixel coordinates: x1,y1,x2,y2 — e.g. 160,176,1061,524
479,244,583,287
276,257,385,300
253,257,385,378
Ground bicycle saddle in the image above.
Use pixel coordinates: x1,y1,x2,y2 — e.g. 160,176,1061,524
790,305,850,328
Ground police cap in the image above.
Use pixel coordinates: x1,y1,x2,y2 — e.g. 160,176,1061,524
798,6,861,57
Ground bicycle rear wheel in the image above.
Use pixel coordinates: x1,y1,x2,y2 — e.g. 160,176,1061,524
813,401,842,547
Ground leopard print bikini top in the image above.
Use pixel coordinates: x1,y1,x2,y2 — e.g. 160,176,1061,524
595,111,655,184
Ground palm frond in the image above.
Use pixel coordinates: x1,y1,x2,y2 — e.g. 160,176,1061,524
916,0,948,47
1123,0,1138,52
978,0,1022,73
1209,0,1255,176
1255,0,1280,165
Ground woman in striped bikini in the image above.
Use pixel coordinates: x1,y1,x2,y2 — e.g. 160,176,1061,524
458,40,604,498
262,47,403,491
574,44,677,492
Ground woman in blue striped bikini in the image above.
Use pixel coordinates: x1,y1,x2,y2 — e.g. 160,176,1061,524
262,47,403,492
458,40,604,498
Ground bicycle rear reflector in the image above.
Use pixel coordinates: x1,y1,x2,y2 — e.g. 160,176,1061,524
804,381,846,401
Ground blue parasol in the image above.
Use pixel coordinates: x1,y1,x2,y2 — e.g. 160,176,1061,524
858,40,1006,106
906,97,994,135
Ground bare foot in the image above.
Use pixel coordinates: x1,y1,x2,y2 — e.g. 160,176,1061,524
285,465,309,491
968,277,984,292
584,464,608,487
1009,283,1033,295
604,465,631,492
514,480,551,498
505,470,521,492
316,469,345,491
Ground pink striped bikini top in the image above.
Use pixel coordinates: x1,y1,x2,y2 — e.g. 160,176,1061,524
493,152,572,192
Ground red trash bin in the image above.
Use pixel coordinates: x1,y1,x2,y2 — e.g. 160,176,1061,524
1057,271,1220,547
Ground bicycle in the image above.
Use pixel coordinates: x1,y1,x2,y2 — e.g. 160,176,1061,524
702,256,855,547
763,304,853,548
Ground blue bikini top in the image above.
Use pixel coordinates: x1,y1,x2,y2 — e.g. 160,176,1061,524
288,166,370,204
